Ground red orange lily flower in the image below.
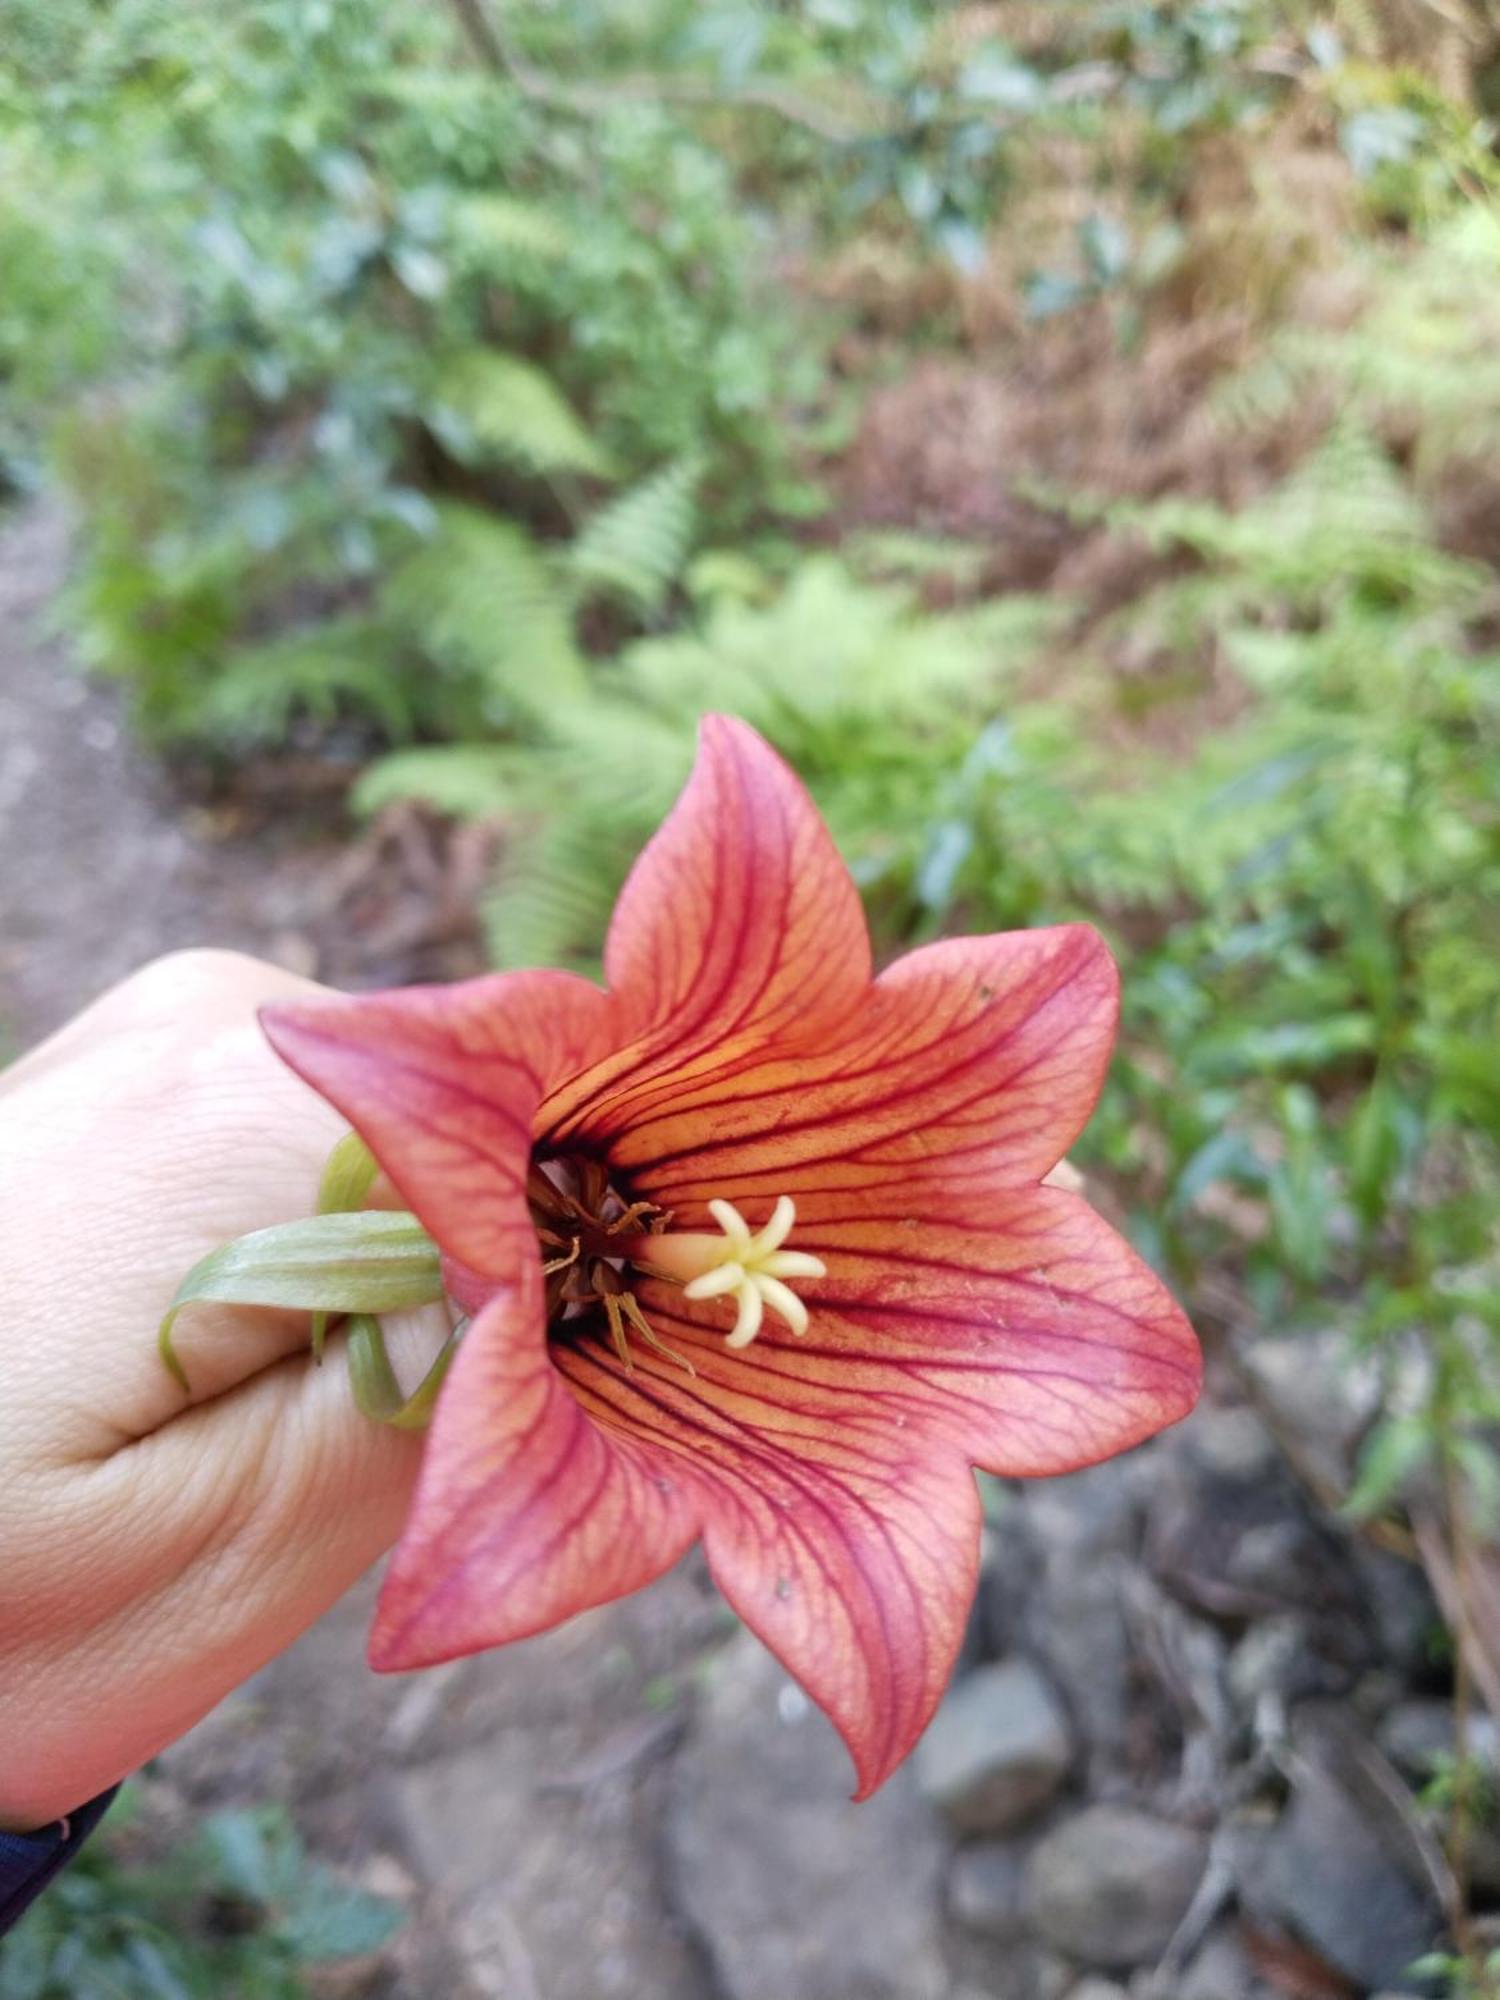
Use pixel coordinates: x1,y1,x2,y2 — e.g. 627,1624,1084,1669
263,716,1199,1795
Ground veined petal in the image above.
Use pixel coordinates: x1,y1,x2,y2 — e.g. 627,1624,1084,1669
260,968,614,1279
555,1323,982,1797
608,924,1119,1205
371,1270,699,1667
540,715,872,1143
673,1183,1201,1477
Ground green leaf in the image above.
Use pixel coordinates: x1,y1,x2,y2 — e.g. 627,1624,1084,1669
312,1131,381,1358
317,1130,379,1215
159,1212,444,1391
1344,1414,1431,1519
346,1313,460,1429
566,455,700,615
429,349,615,480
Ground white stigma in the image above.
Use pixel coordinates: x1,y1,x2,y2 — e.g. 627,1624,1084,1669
650,1195,826,1350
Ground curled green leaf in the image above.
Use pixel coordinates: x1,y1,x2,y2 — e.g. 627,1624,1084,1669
317,1129,380,1216
346,1313,462,1430
311,1131,382,1360
159,1210,445,1391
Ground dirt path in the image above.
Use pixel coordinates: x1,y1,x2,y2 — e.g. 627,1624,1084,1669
0,506,343,1046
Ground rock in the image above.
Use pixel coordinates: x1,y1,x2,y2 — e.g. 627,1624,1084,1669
1378,1698,1500,1779
392,1730,703,2000
1022,1462,1144,1778
947,1840,1029,1940
917,1658,1072,1834
1354,1546,1442,1676
974,1490,1043,1659
1182,1405,1279,1486
1227,1614,1344,1717
1240,1329,1382,1496
1067,1983,1130,2000
1178,1922,1267,1999
1024,1807,1208,1970
1242,1746,1440,1991
666,1630,948,2000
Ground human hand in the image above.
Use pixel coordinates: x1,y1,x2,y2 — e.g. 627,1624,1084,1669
0,952,426,1830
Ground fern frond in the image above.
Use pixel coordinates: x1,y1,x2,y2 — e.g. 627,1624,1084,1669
352,742,533,819
618,557,1054,739
452,194,569,269
484,708,691,971
565,455,700,615
1109,422,1485,613
428,349,615,480
381,503,587,721
190,618,414,742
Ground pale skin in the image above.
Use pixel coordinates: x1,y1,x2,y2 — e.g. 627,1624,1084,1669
0,951,428,1832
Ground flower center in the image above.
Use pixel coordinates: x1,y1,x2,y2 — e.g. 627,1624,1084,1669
529,1158,824,1368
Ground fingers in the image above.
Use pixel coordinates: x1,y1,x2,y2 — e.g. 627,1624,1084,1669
2,951,357,1459
0,1322,432,1825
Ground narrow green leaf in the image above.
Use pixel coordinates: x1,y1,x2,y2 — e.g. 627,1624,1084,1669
346,1313,461,1429
159,1212,444,1391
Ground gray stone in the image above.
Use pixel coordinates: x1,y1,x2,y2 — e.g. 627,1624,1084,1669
667,1630,949,2000
1023,1460,1146,1779
1178,1923,1266,1999
1240,1329,1382,1495
917,1658,1073,1834
1181,1405,1279,1486
975,1494,1043,1659
392,1729,704,2000
1377,1698,1500,1780
1025,1807,1208,1970
947,1840,1029,1940
1244,1760,1440,1991
1227,1613,1342,1716
1067,1984,1129,2000
1354,1546,1442,1675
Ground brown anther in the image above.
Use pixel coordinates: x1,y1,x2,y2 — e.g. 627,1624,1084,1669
533,1153,694,1376
605,1199,669,1237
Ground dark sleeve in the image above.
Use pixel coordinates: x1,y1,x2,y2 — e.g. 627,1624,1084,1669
0,1788,119,1935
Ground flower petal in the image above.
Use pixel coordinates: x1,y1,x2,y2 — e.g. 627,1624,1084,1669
681,1183,1202,1477
260,968,614,1279
371,1272,700,1667
555,1325,981,1797
540,715,873,1144
607,923,1119,1205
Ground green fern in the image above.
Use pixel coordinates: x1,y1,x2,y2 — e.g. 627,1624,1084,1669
451,194,570,269
564,455,701,615
381,503,587,722
1106,420,1485,615
176,618,416,744
428,350,616,480
352,742,537,819
359,556,1060,972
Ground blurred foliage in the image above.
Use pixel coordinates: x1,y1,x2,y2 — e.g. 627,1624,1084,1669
0,1788,404,1998
0,0,822,738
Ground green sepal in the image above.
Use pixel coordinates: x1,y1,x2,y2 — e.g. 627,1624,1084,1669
317,1130,380,1215
159,1211,445,1391
311,1131,382,1360
346,1313,462,1429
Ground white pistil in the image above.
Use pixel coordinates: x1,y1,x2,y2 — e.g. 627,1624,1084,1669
645,1195,826,1350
